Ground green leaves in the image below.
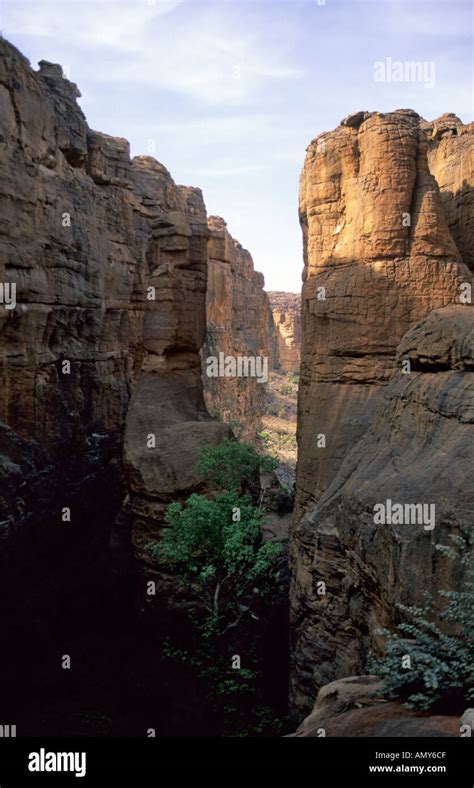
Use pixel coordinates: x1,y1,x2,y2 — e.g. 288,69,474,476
367,533,474,711
148,490,281,610
195,438,278,491
145,439,284,735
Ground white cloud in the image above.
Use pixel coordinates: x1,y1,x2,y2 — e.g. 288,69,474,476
2,0,182,52
95,5,304,105
2,0,304,106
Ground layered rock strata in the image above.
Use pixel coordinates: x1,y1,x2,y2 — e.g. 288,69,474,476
291,109,474,717
0,39,231,542
1,39,288,732
296,109,471,515
202,216,275,441
267,292,301,373
291,305,474,715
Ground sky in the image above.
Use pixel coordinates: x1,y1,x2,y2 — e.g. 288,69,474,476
0,0,472,292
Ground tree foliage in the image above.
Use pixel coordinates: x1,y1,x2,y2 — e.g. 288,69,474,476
367,534,474,711
149,491,281,625
195,438,277,492
146,440,285,735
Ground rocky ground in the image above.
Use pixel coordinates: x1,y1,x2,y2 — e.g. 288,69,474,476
257,369,299,558
289,676,468,737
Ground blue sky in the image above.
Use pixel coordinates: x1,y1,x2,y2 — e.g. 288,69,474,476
1,0,472,291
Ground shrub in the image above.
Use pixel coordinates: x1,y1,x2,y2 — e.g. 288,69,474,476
367,534,474,711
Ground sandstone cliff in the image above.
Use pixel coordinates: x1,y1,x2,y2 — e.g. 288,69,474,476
202,216,275,441
1,38,286,734
0,39,231,548
267,292,301,373
291,109,473,718
425,114,474,272
295,109,471,515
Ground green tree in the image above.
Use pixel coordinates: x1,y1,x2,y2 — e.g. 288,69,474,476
195,438,277,492
149,491,281,625
146,441,285,735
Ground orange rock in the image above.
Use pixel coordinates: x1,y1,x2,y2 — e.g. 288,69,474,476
268,292,301,373
291,109,474,718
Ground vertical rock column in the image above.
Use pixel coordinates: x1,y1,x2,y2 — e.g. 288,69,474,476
202,216,274,441
295,109,470,517
425,114,474,272
290,110,473,717
120,177,231,608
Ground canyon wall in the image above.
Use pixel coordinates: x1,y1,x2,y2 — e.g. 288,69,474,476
1,42,134,547
202,216,276,441
290,109,474,717
267,292,301,373
1,38,289,733
0,35,238,682
0,39,230,549
1,41,292,688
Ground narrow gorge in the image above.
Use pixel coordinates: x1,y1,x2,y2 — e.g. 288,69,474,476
0,37,472,742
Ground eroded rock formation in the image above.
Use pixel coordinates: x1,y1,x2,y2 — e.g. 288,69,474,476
1,37,284,733
425,114,474,272
291,109,474,718
0,39,231,544
268,292,301,373
202,216,275,441
296,109,471,515
291,305,474,714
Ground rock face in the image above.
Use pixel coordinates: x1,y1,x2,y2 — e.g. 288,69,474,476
291,109,474,718
296,109,471,516
425,114,474,272
0,38,231,545
290,676,461,737
291,305,474,715
267,292,301,372
202,216,275,441
1,38,290,734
